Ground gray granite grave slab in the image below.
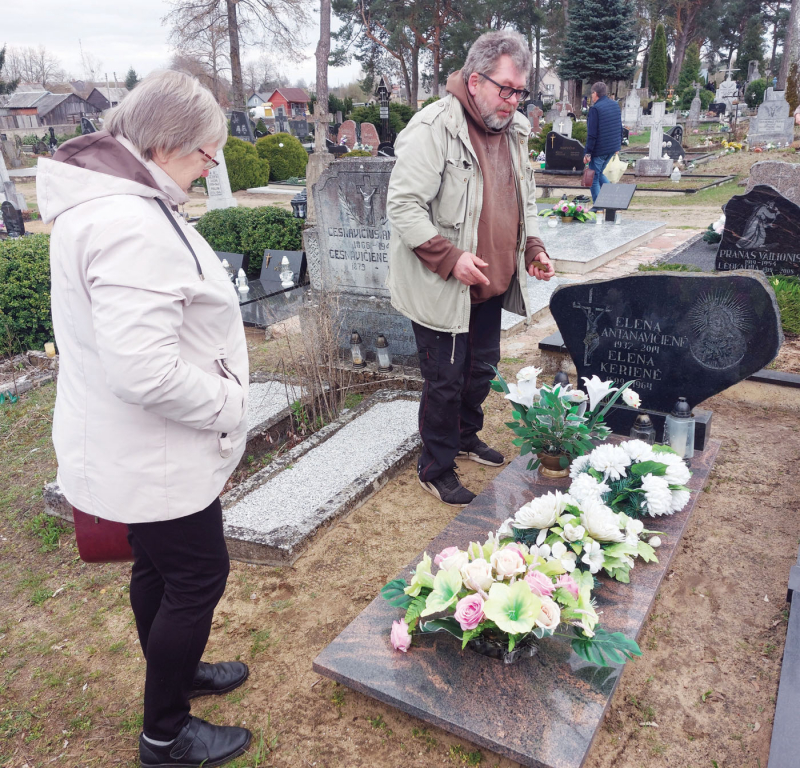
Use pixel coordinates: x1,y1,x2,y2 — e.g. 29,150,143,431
539,219,666,274
500,275,576,334
221,390,420,565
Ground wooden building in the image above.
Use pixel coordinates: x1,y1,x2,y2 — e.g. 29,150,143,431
86,87,129,112
264,88,309,118
37,93,98,126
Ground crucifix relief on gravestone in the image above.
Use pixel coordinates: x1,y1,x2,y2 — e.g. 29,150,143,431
230,110,255,143
572,288,611,365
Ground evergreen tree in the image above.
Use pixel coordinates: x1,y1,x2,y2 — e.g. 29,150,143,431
125,67,140,90
648,23,668,97
557,0,637,86
737,15,765,73
0,45,19,95
677,42,702,92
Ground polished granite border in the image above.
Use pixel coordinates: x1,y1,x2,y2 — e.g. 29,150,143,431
313,439,720,768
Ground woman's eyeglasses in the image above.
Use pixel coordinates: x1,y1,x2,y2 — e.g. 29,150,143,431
197,149,219,170
478,73,530,102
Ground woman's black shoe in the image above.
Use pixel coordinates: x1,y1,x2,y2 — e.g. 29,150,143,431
139,716,251,768
187,661,249,699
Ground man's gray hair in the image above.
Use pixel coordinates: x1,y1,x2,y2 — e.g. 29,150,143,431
462,30,531,83
106,70,228,161
591,82,608,97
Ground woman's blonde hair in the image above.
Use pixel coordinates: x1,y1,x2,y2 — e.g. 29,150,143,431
106,70,228,161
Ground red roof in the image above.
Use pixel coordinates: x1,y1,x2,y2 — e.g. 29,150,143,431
267,88,310,103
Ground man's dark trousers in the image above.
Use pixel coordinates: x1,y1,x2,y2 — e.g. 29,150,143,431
412,295,502,482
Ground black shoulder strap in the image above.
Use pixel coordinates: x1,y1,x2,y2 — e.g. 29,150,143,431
154,197,204,280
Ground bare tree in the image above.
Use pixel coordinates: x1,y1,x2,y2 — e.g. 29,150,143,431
79,40,103,85
3,45,67,87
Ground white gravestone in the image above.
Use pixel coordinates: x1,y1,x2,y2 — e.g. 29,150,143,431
717,77,738,112
555,106,573,139
637,100,676,132
622,90,642,127
205,149,238,211
635,102,673,176
0,151,27,211
747,88,796,147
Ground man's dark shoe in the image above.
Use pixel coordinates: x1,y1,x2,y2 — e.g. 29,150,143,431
419,469,476,507
139,716,251,768
458,440,505,467
188,661,249,700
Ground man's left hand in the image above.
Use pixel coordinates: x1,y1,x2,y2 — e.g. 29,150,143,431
528,253,555,281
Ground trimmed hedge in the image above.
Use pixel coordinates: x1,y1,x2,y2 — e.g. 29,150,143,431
256,133,308,181
745,78,768,109
223,136,270,192
0,234,53,353
195,206,303,278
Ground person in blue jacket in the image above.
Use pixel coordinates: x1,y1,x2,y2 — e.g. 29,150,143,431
583,82,624,203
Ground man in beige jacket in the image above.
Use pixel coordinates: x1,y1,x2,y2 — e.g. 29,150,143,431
387,30,554,506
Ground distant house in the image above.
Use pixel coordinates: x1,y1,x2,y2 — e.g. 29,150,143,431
538,67,563,102
37,93,98,126
247,92,271,109
0,91,48,129
86,86,129,112
264,87,309,118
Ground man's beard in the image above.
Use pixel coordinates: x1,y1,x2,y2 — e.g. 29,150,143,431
474,88,514,130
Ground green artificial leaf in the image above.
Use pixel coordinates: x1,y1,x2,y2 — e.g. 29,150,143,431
420,568,463,617
490,379,505,392
651,444,678,455
508,633,518,652
381,579,413,609
604,564,631,583
511,410,522,420
419,617,463,639
553,587,578,608
559,454,570,469
460,625,488,649
571,626,643,667
636,541,659,563
630,460,667,477
404,594,429,627
588,468,604,481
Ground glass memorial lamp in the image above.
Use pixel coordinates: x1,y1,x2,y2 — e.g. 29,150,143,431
375,334,392,372
279,255,295,289
221,258,235,282
350,330,366,369
663,397,695,459
236,268,250,294
629,413,656,444
553,371,570,387
291,190,307,219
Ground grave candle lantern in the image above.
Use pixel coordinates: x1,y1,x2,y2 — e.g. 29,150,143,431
663,397,695,459
350,330,366,369
629,413,656,444
553,371,570,387
236,268,250,294
279,255,294,289
375,333,392,372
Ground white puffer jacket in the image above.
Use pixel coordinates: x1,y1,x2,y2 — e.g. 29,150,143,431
37,140,248,524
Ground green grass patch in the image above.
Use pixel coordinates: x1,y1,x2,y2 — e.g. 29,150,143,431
449,744,483,765
344,392,365,410
639,263,703,272
26,512,62,552
249,628,271,658
770,276,800,335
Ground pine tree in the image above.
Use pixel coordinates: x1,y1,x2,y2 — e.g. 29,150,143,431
647,23,668,97
737,15,765,74
125,67,140,90
0,45,19,95
677,42,701,92
557,0,637,85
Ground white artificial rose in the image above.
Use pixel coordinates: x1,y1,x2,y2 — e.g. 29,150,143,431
515,491,571,530
569,473,610,505
580,500,626,542
640,473,673,517
658,452,691,485
621,388,641,408
622,440,656,463
535,597,562,631
562,523,586,543
670,488,691,513
570,390,588,404
496,517,516,539
438,549,469,572
490,547,527,579
461,558,495,591
588,444,631,481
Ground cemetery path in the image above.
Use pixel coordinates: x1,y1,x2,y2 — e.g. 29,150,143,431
2,315,799,768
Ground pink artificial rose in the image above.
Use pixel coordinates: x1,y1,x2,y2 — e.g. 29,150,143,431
524,569,555,597
434,546,459,567
555,574,579,599
576,205,583,212
390,619,412,652
454,594,485,631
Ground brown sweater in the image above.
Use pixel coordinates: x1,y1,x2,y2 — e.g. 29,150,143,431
414,71,547,302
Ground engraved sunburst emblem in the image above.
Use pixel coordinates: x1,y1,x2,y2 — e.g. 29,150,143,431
688,288,752,370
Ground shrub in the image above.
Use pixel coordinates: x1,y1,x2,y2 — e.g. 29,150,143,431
679,86,714,111
223,136,270,192
348,102,416,135
769,276,800,336
572,121,587,145
420,95,441,109
745,78,768,109
0,234,54,352
195,206,303,278
256,133,308,181
528,122,554,154
340,149,372,157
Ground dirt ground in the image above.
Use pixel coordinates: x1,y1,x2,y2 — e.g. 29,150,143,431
1,312,799,768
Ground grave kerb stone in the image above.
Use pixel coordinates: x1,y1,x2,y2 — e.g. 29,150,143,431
205,148,238,210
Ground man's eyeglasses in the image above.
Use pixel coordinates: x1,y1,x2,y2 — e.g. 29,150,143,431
478,73,530,102
197,148,219,171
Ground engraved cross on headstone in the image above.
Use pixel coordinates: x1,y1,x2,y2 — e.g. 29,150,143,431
573,288,612,366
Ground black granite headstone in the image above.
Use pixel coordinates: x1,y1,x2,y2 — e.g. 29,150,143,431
667,125,684,145
622,126,630,144
230,110,255,143
550,272,783,413
1,201,24,238
260,249,306,294
708,103,727,116
715,184,800,276
81,116,97,134
214,250,245,273
661,132,684,160
288,118,309,138
544,131,585,171
377,142,394,157
592,183,637,220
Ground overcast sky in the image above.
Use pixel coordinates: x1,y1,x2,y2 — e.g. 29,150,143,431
4,0,362,89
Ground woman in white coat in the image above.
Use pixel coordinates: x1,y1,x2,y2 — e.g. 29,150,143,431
37,71,251,768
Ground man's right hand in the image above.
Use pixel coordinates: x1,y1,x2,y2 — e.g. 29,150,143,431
452,252,490,286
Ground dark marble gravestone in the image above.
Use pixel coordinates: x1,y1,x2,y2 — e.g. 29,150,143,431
80,116,97,134
1,200,24,238
288,118,309,138
549,272,783,415
260,249,306,294
313,437,721,768
667,125,684,145
661,132,684,160
592,183,636,221
715,184,800,276
230,110,255,143
708,102,727,117
544,131,585,172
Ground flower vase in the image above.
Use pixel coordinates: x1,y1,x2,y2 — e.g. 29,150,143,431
561,216,574,223
537,451,572,478
467,632,538,665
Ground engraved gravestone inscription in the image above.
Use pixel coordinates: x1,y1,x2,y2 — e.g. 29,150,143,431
715,184,800,276
550,272,783,412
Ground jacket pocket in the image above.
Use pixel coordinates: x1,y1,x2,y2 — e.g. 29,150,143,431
215,358,242,458
417,346,439,382
436,163,471,228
